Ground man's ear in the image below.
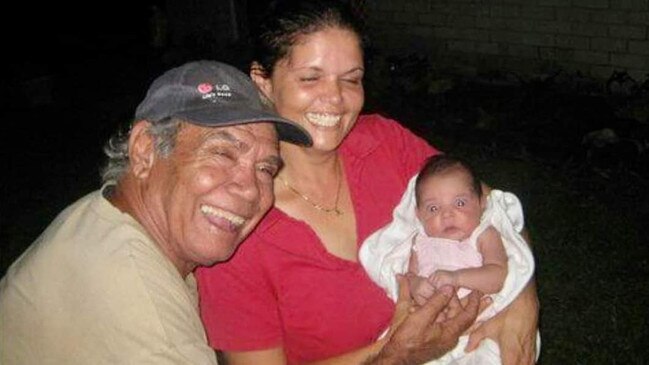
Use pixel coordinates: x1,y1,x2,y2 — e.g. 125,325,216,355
128,121,156,179
250,62,273,101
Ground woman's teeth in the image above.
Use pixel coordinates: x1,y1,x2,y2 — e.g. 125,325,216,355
200,205,246,227
306,113,341,127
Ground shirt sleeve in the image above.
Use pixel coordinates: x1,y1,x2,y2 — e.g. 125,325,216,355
395,120,440,177
196,232,282,351
131,343,218,365
363,114,441,178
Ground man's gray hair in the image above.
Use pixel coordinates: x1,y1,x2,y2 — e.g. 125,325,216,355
101,117,182,184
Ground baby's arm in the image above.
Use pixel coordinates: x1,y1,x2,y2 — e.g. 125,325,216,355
430,227,508,294
406,245,437,305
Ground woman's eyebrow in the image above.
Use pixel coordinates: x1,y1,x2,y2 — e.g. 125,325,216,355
290,65,365,75
343,67,365,75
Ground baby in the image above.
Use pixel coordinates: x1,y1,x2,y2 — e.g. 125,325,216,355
359,154,538,364
408,154,508,305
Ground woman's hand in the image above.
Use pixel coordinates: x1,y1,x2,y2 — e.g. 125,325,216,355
465,281,539,365
372,275,481,364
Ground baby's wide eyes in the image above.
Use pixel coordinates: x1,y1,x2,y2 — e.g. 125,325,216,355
455,199,466,207
427,205,439,213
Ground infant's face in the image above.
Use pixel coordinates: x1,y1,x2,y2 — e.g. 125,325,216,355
416,168,483,240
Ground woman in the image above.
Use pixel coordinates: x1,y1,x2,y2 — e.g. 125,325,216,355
196,1,538,364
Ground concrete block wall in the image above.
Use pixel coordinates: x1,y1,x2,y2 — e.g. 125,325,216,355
166,0,239,48
365,0,649,81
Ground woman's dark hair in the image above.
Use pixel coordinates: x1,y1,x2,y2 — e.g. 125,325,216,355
414,155,483,206
252,0,366,77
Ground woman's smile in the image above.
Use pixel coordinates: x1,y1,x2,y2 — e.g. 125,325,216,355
305,112,343,127
256,27,365,152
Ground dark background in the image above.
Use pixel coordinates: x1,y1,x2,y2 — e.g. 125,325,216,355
2,2,648,363
2,1,164,270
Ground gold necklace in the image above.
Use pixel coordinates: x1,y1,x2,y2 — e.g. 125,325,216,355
278,163,343,216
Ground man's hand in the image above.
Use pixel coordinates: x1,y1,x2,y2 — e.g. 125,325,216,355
465,282,539,365
373,276,481,364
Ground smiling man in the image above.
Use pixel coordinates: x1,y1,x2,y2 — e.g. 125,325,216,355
0,61,310,364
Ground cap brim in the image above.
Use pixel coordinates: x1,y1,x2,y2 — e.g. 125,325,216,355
175,106,312,146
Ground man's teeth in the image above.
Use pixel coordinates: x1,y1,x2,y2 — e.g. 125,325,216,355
306,113,341,127
200,205,246,226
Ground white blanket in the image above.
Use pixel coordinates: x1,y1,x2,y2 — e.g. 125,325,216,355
359,175,539,364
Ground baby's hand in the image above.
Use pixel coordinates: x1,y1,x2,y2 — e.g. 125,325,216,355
428,270,458,289
408,274,437,306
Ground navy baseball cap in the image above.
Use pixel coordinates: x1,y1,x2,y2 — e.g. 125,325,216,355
135,60,311,146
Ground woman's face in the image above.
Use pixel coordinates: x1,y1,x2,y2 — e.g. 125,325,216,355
254,27,365,152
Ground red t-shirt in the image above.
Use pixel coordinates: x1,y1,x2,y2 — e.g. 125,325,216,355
196,114,439,364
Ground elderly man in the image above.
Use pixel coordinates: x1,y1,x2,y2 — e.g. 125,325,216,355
0,61,311,364
1,60,481,365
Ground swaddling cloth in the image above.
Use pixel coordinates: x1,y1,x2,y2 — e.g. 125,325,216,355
413,233,485,300
359,175,539,364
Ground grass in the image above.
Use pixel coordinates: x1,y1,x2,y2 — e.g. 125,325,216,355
453,144,649,364
368,60,649,363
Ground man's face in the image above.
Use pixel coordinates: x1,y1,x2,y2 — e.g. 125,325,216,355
142,122,280,275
